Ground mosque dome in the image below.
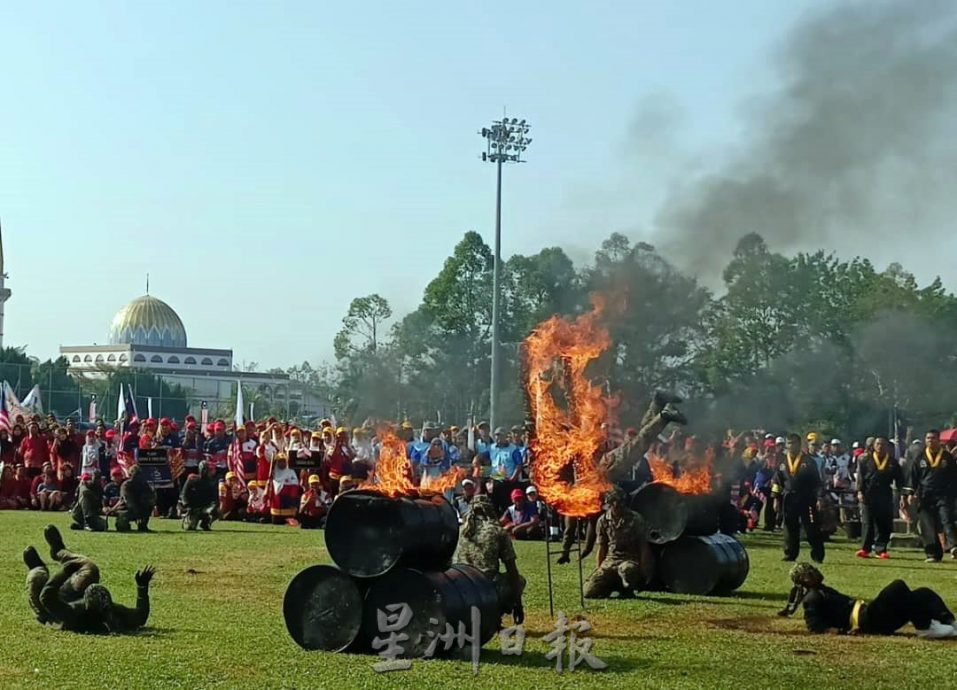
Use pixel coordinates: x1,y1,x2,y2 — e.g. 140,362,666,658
108,295,187,349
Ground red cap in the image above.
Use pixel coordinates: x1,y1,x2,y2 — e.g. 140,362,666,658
105,429,116,439
80,473,92,482
186,420,197,430
763,439,775,449
170,421,179,431
145,418,157,427
86,430,96,437
213,421,226,431
159,417,171,426
185,415,196,423
510,488,524,501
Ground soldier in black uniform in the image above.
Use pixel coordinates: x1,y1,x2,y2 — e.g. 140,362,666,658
855,436,903,559
779,563,957,639
112,465,156,533
180,460,219,531
775,433,824,563
23,525,154,633
903,429,957,563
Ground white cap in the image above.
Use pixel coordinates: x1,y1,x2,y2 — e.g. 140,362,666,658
764,433,774,440
462,479,474,486
525,485,537,495
775,436,786,444
830,439,842,446
852,441,861,449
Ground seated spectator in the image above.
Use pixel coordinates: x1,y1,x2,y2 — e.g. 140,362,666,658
102,468,125,512
0,429,14,464
246,481,268,522
32,463,62,511
455,478,477,520
219,471,249,521
299,475,330,529
501,488,542,540
0,463,19,509
58,463,78,508
13,464,31,508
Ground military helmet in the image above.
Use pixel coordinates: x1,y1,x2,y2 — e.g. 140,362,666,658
84,583,114,613
789,563,824,588
470,494,498,520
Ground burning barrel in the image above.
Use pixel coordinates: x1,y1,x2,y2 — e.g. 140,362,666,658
325,490,459,578
283,565,366,652
658,533,749,596
361,565,500,658
629,482,688,544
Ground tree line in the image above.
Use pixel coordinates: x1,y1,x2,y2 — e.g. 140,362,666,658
316,231,957,440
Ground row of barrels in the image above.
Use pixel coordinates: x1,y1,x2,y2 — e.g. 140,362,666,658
629,482,750,596
286,490,500,654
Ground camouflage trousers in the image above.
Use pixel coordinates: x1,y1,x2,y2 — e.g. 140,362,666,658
71,502,107,532
114,509,151,532
583,559,641,599
182,504,218,531
26,547,100,623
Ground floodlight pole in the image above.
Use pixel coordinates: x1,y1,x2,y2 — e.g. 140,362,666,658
490,156,503,431
480,117,530,430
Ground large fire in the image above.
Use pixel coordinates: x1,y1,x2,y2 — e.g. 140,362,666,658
523,296,615,517
647,448,714,495
361,429,464,498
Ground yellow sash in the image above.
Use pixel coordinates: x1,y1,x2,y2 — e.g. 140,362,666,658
872,452,889,472
849,599,866,632
786,452,802,475
926,448,943,469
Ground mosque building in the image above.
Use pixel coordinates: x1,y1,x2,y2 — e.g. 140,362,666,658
60,294,326,418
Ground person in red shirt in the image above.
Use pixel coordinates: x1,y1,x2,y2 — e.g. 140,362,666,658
299,474,329,529
18,421,50,478
321,428,354,497
51,426,81,471
13,464,31,508
31,463,62,510
0,463,20,509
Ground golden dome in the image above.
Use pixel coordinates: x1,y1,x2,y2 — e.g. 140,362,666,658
108,295,187,348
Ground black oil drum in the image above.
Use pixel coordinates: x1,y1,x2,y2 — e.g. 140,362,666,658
629,482,688,544
658,533,750,596
361,564,500,658
283,565,365,652
325,490,459,578
682,494,722,536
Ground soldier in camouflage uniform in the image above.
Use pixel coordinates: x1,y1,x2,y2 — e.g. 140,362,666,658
583,487,655,599
559,391,686,565
23,524,154,633
70,472,107,532
454,495,526,624
180,460,218,531
112,464,156,533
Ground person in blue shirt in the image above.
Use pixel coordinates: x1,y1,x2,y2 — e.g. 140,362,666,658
488,426,524,511
406,422,433,466
475,422,493,458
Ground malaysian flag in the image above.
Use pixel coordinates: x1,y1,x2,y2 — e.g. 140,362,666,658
169,448,185,481
115,450,133,478
0,384,10,434
123,384,138,430
227,439,245,485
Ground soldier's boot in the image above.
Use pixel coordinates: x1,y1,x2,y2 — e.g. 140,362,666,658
43,524,68,562
70,503,85,531
114,514,132,532
660,404,687,426
87,516,108,533
199,515,212,531
183,513,199,531
137,517,151,533
23,547,50,624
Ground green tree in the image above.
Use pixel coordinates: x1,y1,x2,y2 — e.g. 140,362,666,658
333,294,393,359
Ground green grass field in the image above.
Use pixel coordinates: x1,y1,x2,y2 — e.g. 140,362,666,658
1,511,956,689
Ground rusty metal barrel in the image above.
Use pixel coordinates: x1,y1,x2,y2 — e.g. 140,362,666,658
283,565,366,652
658,533,749,596
361,565,500,658
324,490,459,578
628,482,688,544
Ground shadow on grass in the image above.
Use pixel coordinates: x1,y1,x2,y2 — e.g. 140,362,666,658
480,648,652,674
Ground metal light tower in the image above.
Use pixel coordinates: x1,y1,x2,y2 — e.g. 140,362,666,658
479,117,531,430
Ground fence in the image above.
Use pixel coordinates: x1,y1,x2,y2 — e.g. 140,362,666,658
0,362,330,424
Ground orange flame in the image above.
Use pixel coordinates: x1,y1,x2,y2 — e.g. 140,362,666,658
647,447,714,495
524,296,615,517
360,429,464,498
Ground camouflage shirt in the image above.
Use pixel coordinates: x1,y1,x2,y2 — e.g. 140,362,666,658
596,508,647,562
454,520,516,578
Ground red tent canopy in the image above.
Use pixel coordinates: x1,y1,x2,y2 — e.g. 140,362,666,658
940,429,957,443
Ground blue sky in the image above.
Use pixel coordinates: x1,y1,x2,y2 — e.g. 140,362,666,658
0,1,829,367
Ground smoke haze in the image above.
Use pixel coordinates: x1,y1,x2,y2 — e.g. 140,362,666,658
651,0,957,283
